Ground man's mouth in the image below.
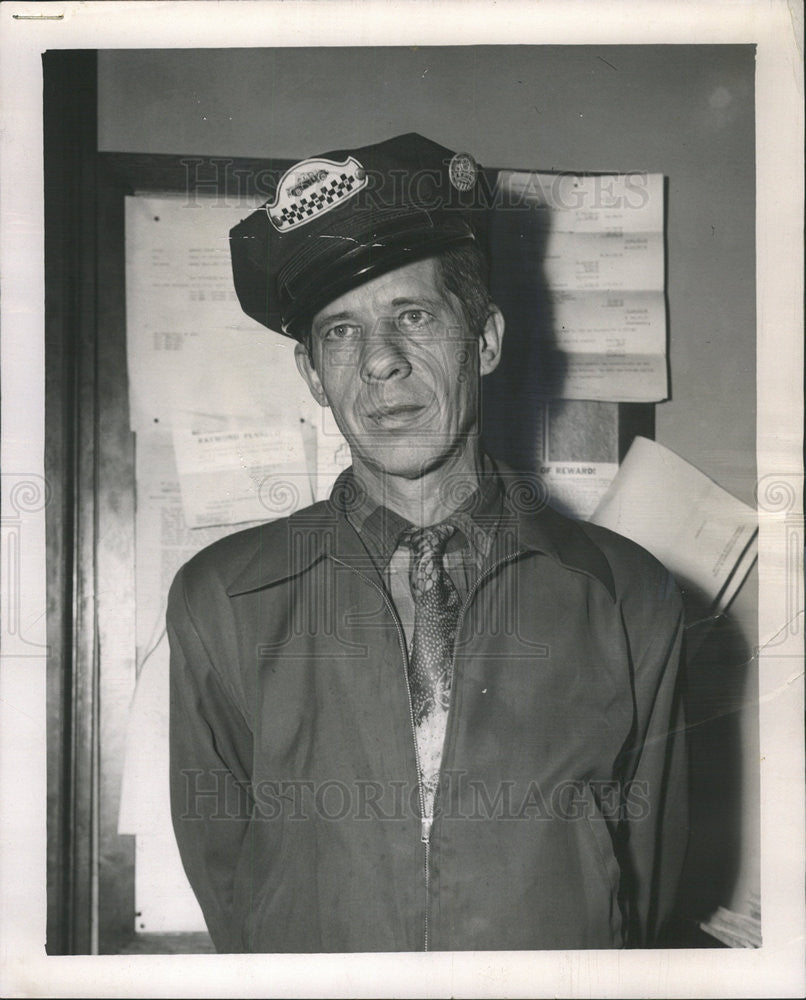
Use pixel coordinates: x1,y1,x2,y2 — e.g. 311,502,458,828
365,403,426,423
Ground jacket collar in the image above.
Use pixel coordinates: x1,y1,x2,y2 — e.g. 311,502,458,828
225,496,370,596
226,460,615,601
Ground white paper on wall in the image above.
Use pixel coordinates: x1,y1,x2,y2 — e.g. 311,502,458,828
589,436,758,611
494,171,668,402
171,412,312,528
124,194,319,432
119,429,264,933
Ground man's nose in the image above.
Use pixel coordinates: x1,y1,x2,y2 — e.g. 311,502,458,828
359,321,412,382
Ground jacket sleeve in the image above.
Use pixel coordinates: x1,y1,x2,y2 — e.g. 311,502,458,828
619,565,689,946
167,565,254,952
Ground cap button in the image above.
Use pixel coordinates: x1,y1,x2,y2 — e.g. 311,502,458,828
448,152,478,192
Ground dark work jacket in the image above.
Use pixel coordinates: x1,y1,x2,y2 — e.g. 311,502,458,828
167,468,688,953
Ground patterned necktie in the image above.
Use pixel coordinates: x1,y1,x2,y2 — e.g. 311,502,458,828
402,523,462,725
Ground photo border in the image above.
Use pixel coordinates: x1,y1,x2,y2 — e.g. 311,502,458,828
1,2,803,997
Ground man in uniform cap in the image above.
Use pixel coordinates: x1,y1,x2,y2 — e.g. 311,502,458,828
168,133,688,953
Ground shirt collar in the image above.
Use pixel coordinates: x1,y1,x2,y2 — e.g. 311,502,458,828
338,459,503,571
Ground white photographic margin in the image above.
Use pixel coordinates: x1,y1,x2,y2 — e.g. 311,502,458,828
0,1,803,997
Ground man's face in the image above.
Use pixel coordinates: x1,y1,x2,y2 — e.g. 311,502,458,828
295,257,503,481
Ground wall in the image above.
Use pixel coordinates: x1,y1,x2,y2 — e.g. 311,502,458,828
98,44,757,505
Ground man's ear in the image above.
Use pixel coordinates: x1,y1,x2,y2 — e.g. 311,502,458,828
477,304,505,376
295,342,329,407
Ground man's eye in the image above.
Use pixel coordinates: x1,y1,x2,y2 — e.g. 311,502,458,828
324,324,361,342
397,309,434,332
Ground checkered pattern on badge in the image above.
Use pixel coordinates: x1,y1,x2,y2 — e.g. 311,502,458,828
278,173,358,227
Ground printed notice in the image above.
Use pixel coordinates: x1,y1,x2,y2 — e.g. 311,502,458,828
124,194,316,431
540,461,619,519
171,412,312,528
526,399,622,518
493,171,667,402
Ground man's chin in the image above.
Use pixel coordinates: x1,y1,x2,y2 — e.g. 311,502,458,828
356,439,473,481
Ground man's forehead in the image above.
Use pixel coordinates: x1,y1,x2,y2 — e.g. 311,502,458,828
312,257,451,323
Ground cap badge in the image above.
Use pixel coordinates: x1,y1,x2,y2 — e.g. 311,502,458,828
448,152,478,192
266,156,368,232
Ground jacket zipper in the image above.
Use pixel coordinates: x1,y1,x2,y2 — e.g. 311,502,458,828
332,548,525,952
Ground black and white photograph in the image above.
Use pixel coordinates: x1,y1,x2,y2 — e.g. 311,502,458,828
0,1,803,997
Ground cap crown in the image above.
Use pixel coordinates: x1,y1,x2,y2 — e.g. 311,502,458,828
229,133,487,339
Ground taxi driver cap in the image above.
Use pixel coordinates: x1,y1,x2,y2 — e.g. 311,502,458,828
229,133,487,341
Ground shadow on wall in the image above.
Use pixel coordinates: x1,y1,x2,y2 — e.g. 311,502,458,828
482,195,564,469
